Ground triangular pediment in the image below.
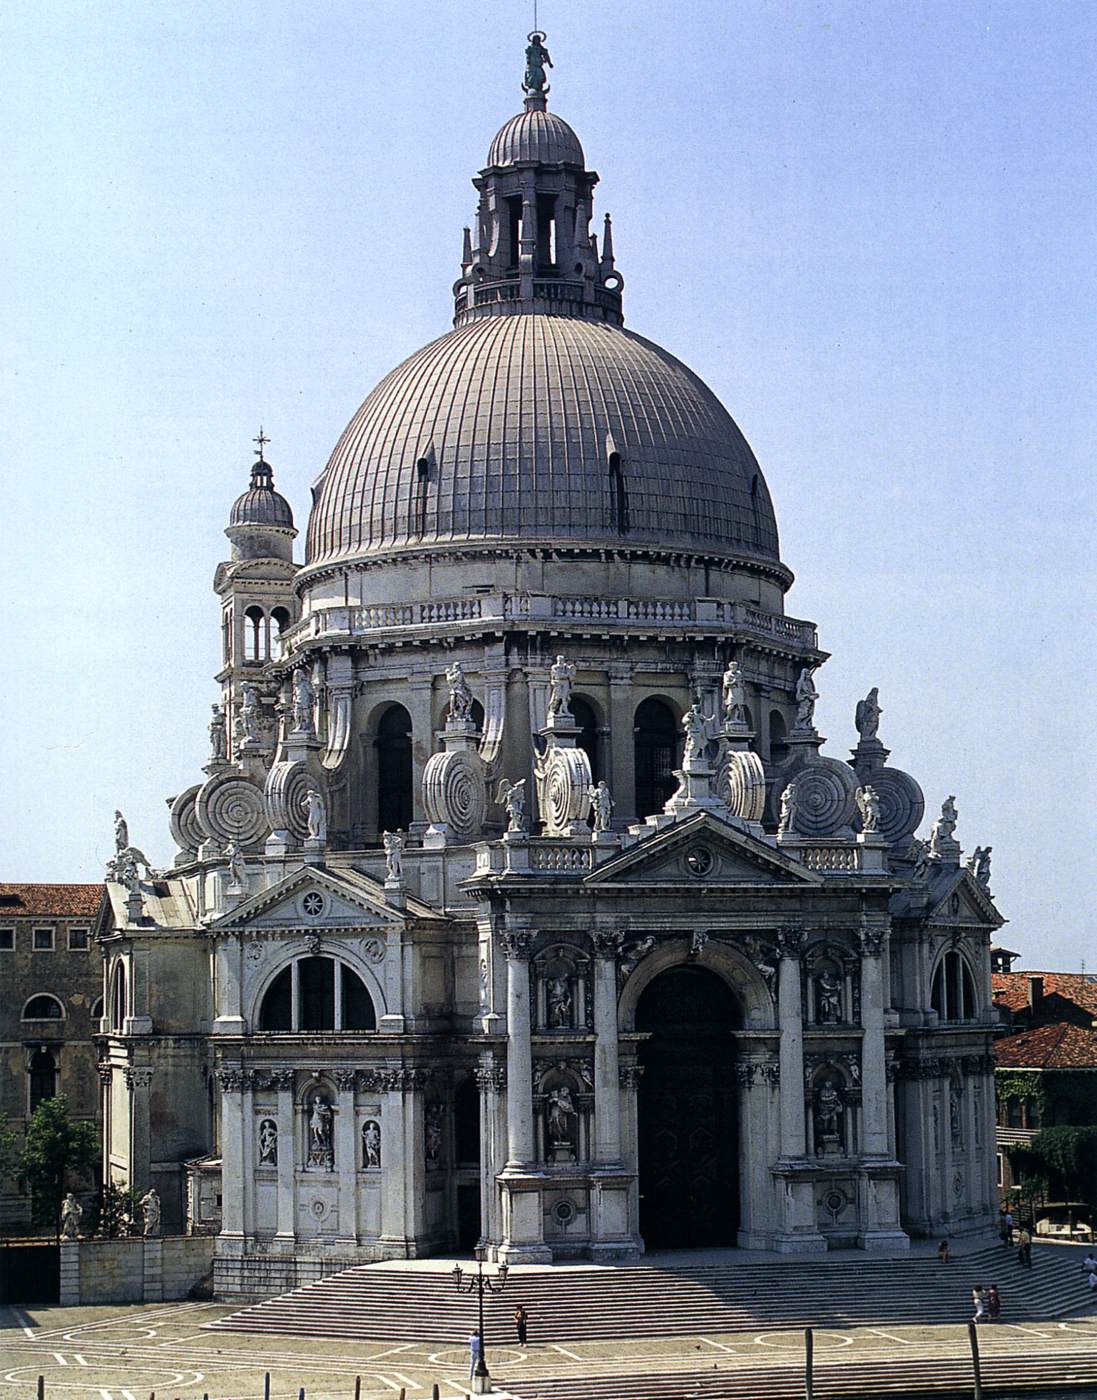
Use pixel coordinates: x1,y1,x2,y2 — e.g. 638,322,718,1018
927,867,1003,928
208,864,436,931
584,811,823,886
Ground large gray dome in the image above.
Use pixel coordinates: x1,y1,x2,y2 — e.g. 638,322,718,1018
305,315,780,567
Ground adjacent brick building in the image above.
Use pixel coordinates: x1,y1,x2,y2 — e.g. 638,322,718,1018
0,883,106,1229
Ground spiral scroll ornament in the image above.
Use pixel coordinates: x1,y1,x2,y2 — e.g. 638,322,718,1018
720,750,767,821
264,761,312,840
196,771,270,850
538,746,592,836
862,766,924,846
169,785,203,856
789,758,858,837
423,750,487,838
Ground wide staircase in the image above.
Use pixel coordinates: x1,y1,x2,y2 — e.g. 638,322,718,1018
208,1242,1095,1344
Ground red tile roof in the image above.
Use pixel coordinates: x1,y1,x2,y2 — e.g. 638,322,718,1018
0,883,105,917
992,971,1097,1017
995,1022,1097,1070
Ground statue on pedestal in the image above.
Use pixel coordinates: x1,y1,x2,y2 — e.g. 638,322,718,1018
546,654,575,720
856,784,882,833
547,1085,575,1144
258,1118,278,1167
814,1078,844,1152
362,1119,381,1168
794,666,819,731
495,778,527,833
292,669,315,734
777,782,798,835
967,845,992,887
302,788,327,843
60,1193,82,1240
114,811,129,854
682,702,710,765
546,975,572,1028
588,779,613,832
929,796,958,855
446,662,474,722
307,1095,334,1169
224,839,247,892
815,971,843,1024
524,31,553,95
383,830,404,882
722,660,748,728
855,687,882,741
140,1187,161,1238
209,704,227,761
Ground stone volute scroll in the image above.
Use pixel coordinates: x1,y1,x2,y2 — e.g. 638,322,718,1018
321,653,355,772
423,662,489,845
168,784,203,861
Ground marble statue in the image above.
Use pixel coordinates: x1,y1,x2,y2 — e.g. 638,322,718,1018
292,669,315,733
446,662,474,722
238,685,261,744
225,839,247,891
383,830,404,882
362,1119,381,1168
743,936,777,999
547,1085,575,1142
620,934,656,981
814,1079,844,1143
116,848,142,895
794,666,819,730
588,779,613,832
682,702,709,764
425,1104,444,1168
968,845,992,887
302,788,327,843
722,660,747,727
209,703,227,761
308,1096,333,1167
855,687,881,741
950,1085,962,1142
114,810,129,854
495,778,527,833
60,1192,82,1240
546,654,575,719
140,1187,161,1238
258,1118,278,1167
523,31,553,94
777,782,798,835
815,971,842,1024
929,795,958,854
856,784,882,833
546,974,572,1028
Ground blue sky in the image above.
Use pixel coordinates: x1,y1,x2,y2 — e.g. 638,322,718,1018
3,1,1094,969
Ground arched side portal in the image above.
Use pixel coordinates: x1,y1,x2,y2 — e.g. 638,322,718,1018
635,965,742,1249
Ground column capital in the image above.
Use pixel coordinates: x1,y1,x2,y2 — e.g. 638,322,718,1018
474,1064,506,1092
335,1069,358,1092
777,922,807,960
859,916,888,959
618,1063,644,1089
270,1067,296,1091
498,928,534,960
125,1066,154,1091
592,927,625,959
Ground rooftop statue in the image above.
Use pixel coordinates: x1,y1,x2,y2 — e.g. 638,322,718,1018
546,654,575,720
722,660,748,728
855,687,882,742
794,667,819,731
495,777,527,833
446,662,474,722
523,31,553,96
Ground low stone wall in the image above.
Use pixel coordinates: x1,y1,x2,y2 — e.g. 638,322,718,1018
59,1236,215,1306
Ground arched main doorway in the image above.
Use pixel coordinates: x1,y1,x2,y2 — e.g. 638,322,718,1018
636,965,741,1249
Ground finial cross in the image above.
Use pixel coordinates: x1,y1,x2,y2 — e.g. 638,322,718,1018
253,427,270,460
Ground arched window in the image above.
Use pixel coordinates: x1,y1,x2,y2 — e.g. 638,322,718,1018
769,709,788,764
257,957,377,1033
270,607,290,652
633,697,680,819
110,961,127,1031
931,950,976,1022
91,996,104,1021
609,451,629,533
22,994,64,1020
244,606,265,662
454,1077,481,1166
570,696,601,784
375,704,413,834
29,1049,57,1111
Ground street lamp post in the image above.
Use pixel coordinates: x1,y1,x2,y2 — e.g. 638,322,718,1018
452,1246,509,1395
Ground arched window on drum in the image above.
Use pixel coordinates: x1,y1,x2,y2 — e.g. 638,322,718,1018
257,956,377,1033
930,949,976,1022
375,704,413,835
633,697,679,819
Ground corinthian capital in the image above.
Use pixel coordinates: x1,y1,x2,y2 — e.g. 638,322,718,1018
859,916,888,959
498,927,534,960
777,922,806,960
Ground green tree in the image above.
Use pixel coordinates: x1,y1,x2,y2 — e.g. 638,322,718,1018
19,1096,99,1233
0,1124,19,1182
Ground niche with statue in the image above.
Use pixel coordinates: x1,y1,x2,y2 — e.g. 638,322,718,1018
534,1060,593,1165
532,941,592,1032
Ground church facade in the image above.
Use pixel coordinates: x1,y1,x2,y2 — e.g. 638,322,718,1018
96,41,1004,1297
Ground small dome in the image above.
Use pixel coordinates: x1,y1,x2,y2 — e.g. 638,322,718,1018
487,107,585,168
229,460,294,530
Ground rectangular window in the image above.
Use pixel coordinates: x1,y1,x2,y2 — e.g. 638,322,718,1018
68,928,89,950
33,927,54,951
997,1152,1004,1187
0,928,13,951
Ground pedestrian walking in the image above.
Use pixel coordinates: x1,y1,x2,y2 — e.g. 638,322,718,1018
514,1304,529,1346
1017,1226,1033,1269
937,1239,951,1264
987,1284,1002,1322
1000,1207,1014,1245
468,1329,483,1381
1082,1252,1097,1288
971,1285,988,1323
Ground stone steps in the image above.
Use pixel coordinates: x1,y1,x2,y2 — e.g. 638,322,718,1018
209,1243,1094,1344
508,1351,1097,1400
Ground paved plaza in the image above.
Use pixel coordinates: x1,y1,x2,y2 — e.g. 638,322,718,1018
5,1298,1097,1400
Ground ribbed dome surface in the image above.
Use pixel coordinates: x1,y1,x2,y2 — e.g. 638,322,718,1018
230,485,294,529
306,316,779,567
487,108,585,167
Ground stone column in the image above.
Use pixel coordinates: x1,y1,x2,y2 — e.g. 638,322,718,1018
240,1069,255,1238
218,1068,245,1239
592,930,624,1163
776,924,806,1158
501,926,535,1167
859,918,889,1157
213,936,245,1033
404,677,434,826
475,1061,505,1249
273,1069,296,1242
125,1065,153,1194
335,1069,359,1244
